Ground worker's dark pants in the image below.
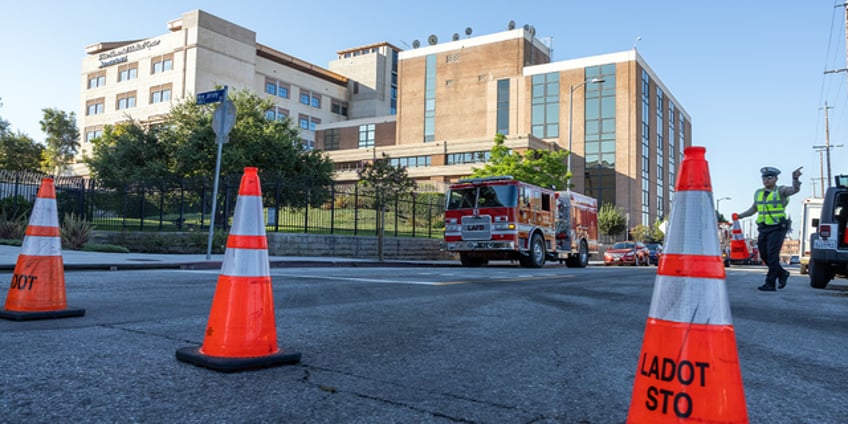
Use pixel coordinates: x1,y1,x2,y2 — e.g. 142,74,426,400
757,224,788,286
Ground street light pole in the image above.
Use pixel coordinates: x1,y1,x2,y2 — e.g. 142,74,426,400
716,196,731,218
567,77,605,190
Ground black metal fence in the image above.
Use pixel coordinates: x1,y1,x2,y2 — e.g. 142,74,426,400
0,170,446,239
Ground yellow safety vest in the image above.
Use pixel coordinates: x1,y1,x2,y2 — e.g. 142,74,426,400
755,189,786,225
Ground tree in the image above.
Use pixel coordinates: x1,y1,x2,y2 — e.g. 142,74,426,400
87,119,171,188
0,106,43,171
0,131,44,172
357,152,417,261
86,89,335,208
470,133,569,189
39,108,79,174
598,203,627,239
630,218,666,242
162,89,335,208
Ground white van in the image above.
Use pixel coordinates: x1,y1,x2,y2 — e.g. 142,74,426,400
799,197,823,274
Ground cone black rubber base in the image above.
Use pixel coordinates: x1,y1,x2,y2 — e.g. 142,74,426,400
176,346,301,373
0,307,85,321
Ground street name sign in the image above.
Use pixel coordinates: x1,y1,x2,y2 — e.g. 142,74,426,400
196,88,226,105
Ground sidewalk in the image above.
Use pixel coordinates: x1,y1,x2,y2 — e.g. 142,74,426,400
0,244,458,271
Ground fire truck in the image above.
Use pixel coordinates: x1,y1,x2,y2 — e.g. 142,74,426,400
442,176,599,268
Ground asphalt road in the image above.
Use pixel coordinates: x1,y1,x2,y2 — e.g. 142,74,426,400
0,264,846,423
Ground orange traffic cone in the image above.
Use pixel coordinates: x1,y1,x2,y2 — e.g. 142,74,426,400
176,167,300,372
627,147,748,423
729,214,750,260
1,178,85,321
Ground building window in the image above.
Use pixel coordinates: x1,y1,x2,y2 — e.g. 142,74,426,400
656,88,665,221
298,114,309,130
151,54,173,74
116,91,137,110
668,102,676,203
531,72,559,138
497,79,510,135
86,98,105,116
583,65,616,206
391,49,398,115
359,123,375,148
300,89,310,106
150,84,172,104
117,63,138,82
265,78,290,99
324,129,340,151
641,69,651,225
310,117,320,131
424,54,436,142
84,126,103,142
390,155,432,168
265,106,289,121
331,100,348,116
87,71,106,89
446,151,490,165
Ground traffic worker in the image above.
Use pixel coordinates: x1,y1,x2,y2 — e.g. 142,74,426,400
736,166,802,291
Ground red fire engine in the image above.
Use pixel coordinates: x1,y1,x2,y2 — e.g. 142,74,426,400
442,176,599,268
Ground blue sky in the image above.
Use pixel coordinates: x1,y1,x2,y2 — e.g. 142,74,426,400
2,1,846,238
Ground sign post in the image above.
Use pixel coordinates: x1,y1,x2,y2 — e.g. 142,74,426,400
196,86,235,260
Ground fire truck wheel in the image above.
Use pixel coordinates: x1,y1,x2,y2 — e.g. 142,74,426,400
565,240,589,268
520,233,546,268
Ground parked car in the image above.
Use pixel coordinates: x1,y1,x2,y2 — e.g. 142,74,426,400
645,242,663,265
604,241,651,266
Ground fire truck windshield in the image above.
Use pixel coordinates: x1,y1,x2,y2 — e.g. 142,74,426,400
446,185,517,210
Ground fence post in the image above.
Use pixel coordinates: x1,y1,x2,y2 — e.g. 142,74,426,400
428,197,433,238
412,193,417,238
139,184,145,231
330,182,335,234
200,180,207,231
222,176,232,230
273,180,281,233
304,187,310,233
178,179,185,231
394,196,399,237
354,184,359,236
77,178,86,219
158,181,165,231
121,184,128,231
13,173,20,216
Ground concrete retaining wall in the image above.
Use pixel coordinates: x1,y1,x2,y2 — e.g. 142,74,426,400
90,231,454,260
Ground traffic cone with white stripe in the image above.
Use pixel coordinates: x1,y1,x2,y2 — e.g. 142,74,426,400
627,147,748,423
729,214,750,260
176,167,300,372
1,178,85,320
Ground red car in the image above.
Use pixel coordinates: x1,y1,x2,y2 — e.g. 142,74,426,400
604,241,651,266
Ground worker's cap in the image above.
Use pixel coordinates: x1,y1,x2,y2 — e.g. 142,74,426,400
760,167,781,177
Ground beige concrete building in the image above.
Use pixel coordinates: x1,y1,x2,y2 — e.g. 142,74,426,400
77,9,351,174
77,9,691,228
319,30,692,227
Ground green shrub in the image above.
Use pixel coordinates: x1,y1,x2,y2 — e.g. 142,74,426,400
61,213,94,250
0,211,27,240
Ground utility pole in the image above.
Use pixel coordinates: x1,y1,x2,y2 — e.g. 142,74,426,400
813,102,843,190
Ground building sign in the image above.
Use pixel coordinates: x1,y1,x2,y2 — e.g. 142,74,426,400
98,39,161,68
